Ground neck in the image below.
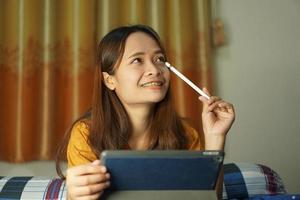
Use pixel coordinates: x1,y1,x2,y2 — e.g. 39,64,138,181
123,104,154,149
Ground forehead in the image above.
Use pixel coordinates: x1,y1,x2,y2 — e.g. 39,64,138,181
123,32,162,56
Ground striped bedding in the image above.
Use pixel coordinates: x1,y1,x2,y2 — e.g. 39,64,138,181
222,163,288,199
0,163,298,200
0,176,66,200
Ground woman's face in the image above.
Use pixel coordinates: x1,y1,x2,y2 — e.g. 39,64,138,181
104,32,170,108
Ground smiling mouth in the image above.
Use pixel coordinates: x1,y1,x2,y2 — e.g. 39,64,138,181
141,81,163,87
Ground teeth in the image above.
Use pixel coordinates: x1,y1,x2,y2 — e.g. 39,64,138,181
141,81,163,87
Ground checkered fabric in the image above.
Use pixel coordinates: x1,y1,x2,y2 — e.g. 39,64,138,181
0,176,66,200
0,163,294,200
249,194,300,200
222,163,286,199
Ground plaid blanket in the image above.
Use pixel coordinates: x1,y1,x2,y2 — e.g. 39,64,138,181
0,163,292,200
0,176,66,200
222,163,286,199
249,194,300,200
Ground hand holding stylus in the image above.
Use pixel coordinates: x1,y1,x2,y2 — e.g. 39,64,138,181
199,88,235,150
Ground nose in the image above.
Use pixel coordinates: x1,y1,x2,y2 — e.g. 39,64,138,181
145,62,162,76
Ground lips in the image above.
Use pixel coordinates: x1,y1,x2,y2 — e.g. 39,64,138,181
141,81,163,87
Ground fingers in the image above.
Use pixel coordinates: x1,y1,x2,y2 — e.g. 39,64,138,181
199,95,222,111
70,172,110,186
202,87,211,96
208,99,234,113
92,160,101,166
216,102,235,114
198,87,211,103
69,182,110,198
66,161,110,186
208,99,224,112
66,160,111,200
67,161,106,177
198,88,234,114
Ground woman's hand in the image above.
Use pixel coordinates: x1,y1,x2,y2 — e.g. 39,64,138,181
198,88,235,150
66,160,110,200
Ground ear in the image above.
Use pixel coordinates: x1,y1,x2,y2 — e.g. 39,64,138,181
102,72,116,90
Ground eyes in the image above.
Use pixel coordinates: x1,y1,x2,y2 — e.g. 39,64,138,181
130,55,166,65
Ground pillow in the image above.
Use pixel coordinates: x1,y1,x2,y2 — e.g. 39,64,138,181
222,163,286,199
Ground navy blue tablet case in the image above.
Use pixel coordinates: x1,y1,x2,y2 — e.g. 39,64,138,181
101,150,224,191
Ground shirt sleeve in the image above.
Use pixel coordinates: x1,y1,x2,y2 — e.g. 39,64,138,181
182,121,203,150
67,121,98,168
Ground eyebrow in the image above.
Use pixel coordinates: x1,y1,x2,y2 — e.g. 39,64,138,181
127,50,164,59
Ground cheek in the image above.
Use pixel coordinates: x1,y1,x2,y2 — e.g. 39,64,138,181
115,69,142,88
163,70,171,85
114,71,143,102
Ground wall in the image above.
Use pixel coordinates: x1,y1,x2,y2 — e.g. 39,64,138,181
215,0,300,193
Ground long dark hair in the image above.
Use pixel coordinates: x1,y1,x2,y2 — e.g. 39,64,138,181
56,25,188,178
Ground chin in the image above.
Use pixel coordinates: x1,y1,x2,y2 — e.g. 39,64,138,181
146,94,167,103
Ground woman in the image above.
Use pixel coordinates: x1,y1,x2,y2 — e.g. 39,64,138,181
56,24,235,200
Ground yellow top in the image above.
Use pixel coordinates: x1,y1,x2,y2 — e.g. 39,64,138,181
67,121,202,167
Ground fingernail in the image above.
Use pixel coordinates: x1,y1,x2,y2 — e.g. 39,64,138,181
105,173,110,179
199,96,205,101
101,166,107,172
106,181,110,186
92,160,101,165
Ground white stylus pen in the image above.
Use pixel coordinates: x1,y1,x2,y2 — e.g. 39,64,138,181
165,62,210,99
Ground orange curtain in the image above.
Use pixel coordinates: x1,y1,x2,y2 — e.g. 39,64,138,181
0,0,213,162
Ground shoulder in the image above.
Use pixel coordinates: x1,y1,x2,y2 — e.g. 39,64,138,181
67,119,97,167
68,119,92,149
71,120,91,140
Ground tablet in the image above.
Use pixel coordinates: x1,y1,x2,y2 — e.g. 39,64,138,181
100,150,224,191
